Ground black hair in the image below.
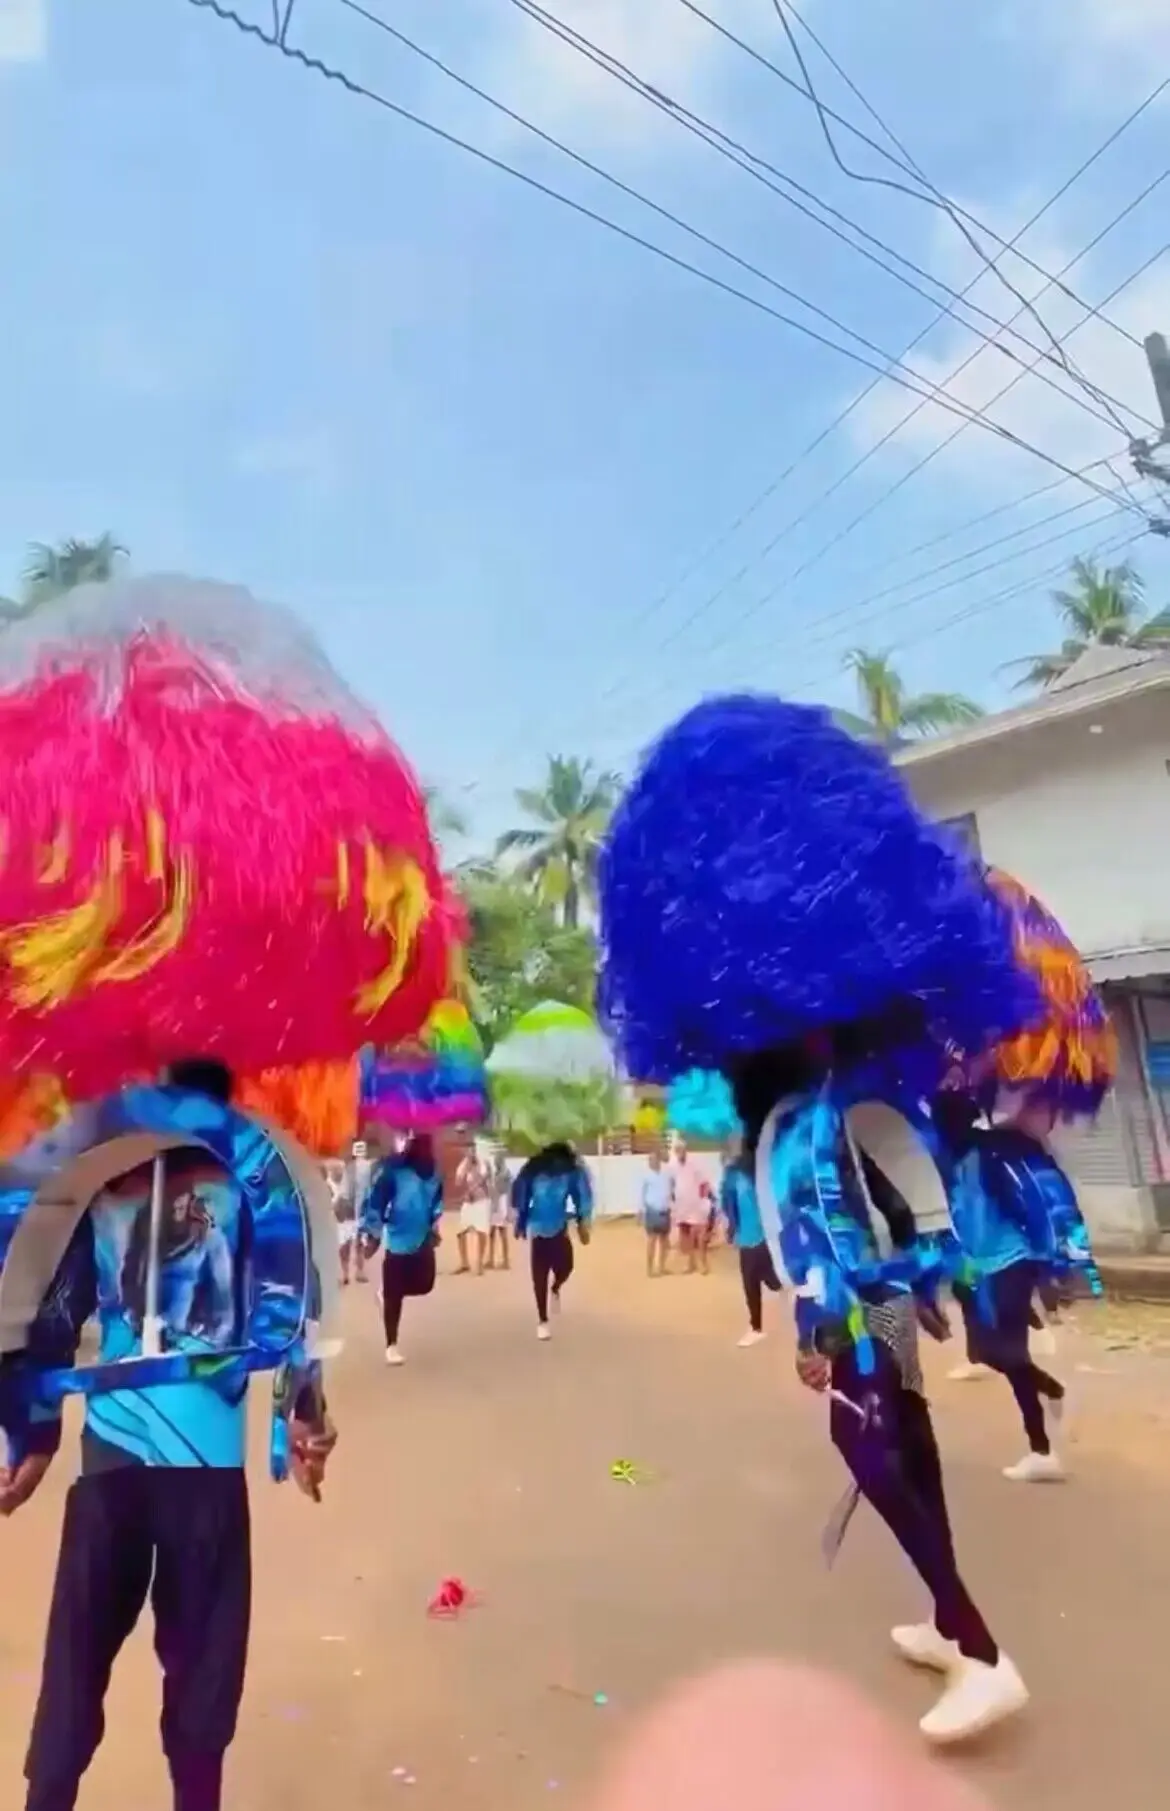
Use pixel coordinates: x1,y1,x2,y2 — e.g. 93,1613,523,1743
515,1141,579,1191
165,1057,235,1103
728,1001,934,1159
402,1133,436,1178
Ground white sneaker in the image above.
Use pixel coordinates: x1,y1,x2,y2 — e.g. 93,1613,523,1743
1003,1450,1065,1483
948,1362,992,1382
737,1329,766,1349
891,1623,959,1673
385,1346,405,1367
920,1654,1028,1745
537,1323,552,1342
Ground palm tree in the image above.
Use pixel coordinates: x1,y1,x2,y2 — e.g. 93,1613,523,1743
495,754,621,928
835,648,984,746
1,534,128,623
1007,556,1170,690
423,784,469,841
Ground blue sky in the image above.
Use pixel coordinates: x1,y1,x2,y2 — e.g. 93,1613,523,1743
2,0,1168,851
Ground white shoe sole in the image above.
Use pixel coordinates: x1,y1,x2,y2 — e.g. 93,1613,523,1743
921,1678,1029,1745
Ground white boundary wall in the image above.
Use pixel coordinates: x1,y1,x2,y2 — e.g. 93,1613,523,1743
499,1150,723,1220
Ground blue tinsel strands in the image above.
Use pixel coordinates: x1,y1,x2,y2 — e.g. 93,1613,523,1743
597,695,1043,1083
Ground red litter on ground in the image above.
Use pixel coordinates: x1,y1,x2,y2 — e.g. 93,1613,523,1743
427,1577,481,1618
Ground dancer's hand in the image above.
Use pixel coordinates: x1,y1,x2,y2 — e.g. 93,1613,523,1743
917,1301,951,1344
289,1413,337,1504
586,1661,991,1811
578,1223,592,1246
0,1451,53,1517
794,1348,830,1393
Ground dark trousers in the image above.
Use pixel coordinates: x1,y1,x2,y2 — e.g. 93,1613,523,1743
531,1231,574,1322
25,1466,251,1811
381,1244,437,1346
830,1344,998,1665
956,1261,1064,1454
738,1242,780,1332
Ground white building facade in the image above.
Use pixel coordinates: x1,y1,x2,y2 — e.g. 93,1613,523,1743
895,646,1170,1252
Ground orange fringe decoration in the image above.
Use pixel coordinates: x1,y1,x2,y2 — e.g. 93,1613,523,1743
987,868,1117,1102
0,1072,68,1160
236,1059,359,1157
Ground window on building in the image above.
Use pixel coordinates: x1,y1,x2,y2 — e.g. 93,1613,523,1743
939,811,981,857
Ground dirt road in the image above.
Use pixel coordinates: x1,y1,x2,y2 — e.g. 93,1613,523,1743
2,1226,1166,1809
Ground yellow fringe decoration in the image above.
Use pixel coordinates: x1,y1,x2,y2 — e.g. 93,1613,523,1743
336,840,351,910
355,845,429,1016
96,850,194,986
1,860,124,1009
38,824,70,885
0,821,193,1008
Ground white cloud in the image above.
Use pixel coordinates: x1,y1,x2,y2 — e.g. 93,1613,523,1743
0,0,45,62
1014,0,1170,94
846,210,1170,496
468,0,760,149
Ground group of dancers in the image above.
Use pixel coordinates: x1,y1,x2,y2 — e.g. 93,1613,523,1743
353,1133,595,1359
595,691,1104,1747
0,682,1107,1809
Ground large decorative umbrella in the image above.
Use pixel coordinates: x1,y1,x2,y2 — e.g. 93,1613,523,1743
0,575,450,1420
360,999,489,1131
486,1000,617,1148
975,868,1116,1117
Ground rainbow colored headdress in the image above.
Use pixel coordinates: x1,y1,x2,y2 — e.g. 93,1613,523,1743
978,867,1116,1116
360,999,489,1131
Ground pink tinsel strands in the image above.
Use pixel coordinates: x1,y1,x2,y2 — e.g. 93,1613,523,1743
0,576,451,1096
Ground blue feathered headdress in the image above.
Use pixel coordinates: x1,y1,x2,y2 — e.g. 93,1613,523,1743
597,695,1041,1083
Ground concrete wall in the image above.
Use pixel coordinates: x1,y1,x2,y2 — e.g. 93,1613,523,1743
496,1150,722,1219
899,690,1170,961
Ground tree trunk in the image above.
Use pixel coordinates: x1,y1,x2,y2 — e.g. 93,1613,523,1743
563,875,579,930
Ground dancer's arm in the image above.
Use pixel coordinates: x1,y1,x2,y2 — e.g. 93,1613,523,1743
512,1162,533,1239
571,1163,594,1239
0,1212,98,1511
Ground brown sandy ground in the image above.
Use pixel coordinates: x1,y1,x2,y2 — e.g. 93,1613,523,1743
2,1223,1166,1809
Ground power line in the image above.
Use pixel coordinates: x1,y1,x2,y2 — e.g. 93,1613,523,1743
328,0,1154,526
503,0,1151,440
191,0,1154,525
592,230,1168,715
766,0,1141,438
341,0,1124,440
465,521,1147,813
675,0,1156,353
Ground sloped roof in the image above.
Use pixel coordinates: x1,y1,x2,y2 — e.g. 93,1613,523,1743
894,646,1170,769
1047,643,1162,689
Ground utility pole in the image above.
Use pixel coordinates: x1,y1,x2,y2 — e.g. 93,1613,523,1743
1131,332,1170,534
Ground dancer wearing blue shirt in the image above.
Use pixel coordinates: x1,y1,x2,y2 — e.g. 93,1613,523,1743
361,1134,443,1367
512,1142,593,1341
0,1058,336,1811
932,1094,1067,1482
720,1147,781,1348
